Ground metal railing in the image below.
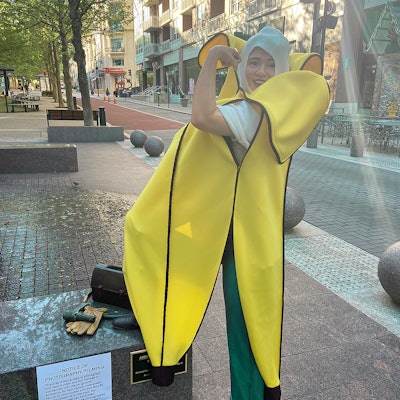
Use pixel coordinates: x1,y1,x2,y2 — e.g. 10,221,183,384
316,114,400,156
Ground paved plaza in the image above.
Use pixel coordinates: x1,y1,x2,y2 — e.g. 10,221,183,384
0,93,400,399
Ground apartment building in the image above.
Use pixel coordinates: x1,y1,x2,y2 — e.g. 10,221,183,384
85,0,136,95
83,1,343,101
83,0,400,115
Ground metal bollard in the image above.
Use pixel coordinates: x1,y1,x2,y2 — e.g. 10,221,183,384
306,128,318,148
73,96,77,110
350,134,364,157
99,107,106,126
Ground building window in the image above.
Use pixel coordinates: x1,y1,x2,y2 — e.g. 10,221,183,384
258,0,277,9
173,18,180,40
109,23,122,33
112,58,124,66
136,38,144,55
111,38,123,51
232,0,241,13
249,0,277,13
143,6,151,20
197,2,206,28
144,32,152,45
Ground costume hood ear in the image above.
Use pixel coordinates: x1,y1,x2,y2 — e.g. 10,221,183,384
289,53,323,74
198,33,246,69
198,33,246,100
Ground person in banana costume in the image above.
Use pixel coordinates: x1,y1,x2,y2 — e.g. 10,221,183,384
123,26,330,399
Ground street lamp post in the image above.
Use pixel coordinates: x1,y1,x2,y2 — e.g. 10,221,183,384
96,67,99,97
301,0,338,59
319,0,338,61
167,75,170,108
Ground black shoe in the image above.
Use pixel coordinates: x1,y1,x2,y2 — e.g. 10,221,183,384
112,315,140,330
264,386,281,400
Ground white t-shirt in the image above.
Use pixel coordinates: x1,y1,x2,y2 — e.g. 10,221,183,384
217,101,260,149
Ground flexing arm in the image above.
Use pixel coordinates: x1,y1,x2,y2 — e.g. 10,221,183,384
191,46,241,136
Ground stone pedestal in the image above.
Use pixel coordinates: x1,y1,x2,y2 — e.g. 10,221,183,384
0,290,192,399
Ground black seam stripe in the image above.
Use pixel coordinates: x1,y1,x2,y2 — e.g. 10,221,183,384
161,124,189,365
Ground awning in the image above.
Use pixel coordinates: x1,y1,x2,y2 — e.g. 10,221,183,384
0,65,14,72
104,67,126,75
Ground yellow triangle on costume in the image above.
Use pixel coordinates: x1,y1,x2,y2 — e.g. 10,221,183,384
175,222,192,239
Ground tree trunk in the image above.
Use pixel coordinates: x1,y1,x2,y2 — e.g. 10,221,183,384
69,0,93,126
52,41,64,108
46,47,57,102
59,14,74,110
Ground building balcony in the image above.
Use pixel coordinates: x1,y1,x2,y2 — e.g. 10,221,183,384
143,16,160,31
135,52,144,65
181,29,195,44
143,0,161,6
108,29,123,37
143,43,160,58
106,47,125,53
171,37,183,50
160,10,171,26
160,40,171,53
195,19,207,31
208,14,227,35
181,0,196,15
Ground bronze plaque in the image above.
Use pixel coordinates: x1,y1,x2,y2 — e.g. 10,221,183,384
130,349,187,384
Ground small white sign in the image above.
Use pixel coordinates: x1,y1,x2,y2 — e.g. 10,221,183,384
36,353,112,400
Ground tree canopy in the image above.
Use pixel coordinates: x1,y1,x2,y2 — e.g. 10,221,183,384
0,3,46,77
0,0,132,122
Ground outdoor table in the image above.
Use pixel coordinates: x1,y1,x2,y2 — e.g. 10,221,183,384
364,117,400,154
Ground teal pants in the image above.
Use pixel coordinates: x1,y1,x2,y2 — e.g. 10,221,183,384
222,246,281,400
222,246,265,400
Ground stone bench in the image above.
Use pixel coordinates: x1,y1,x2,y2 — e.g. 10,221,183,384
0,290,192,399
10,100,40,112
47,126,124,143
0,143,78,173
47,109,99,126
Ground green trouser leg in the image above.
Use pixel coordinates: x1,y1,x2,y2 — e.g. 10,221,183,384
222,247,265,400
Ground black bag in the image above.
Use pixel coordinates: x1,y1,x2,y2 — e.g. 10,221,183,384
90,264,132,310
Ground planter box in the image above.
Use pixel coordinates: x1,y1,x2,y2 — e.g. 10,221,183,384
0,143,78,173
180,98,189,107
48,126,124,142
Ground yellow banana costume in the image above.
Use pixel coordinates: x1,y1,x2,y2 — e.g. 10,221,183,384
123,32,330,389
